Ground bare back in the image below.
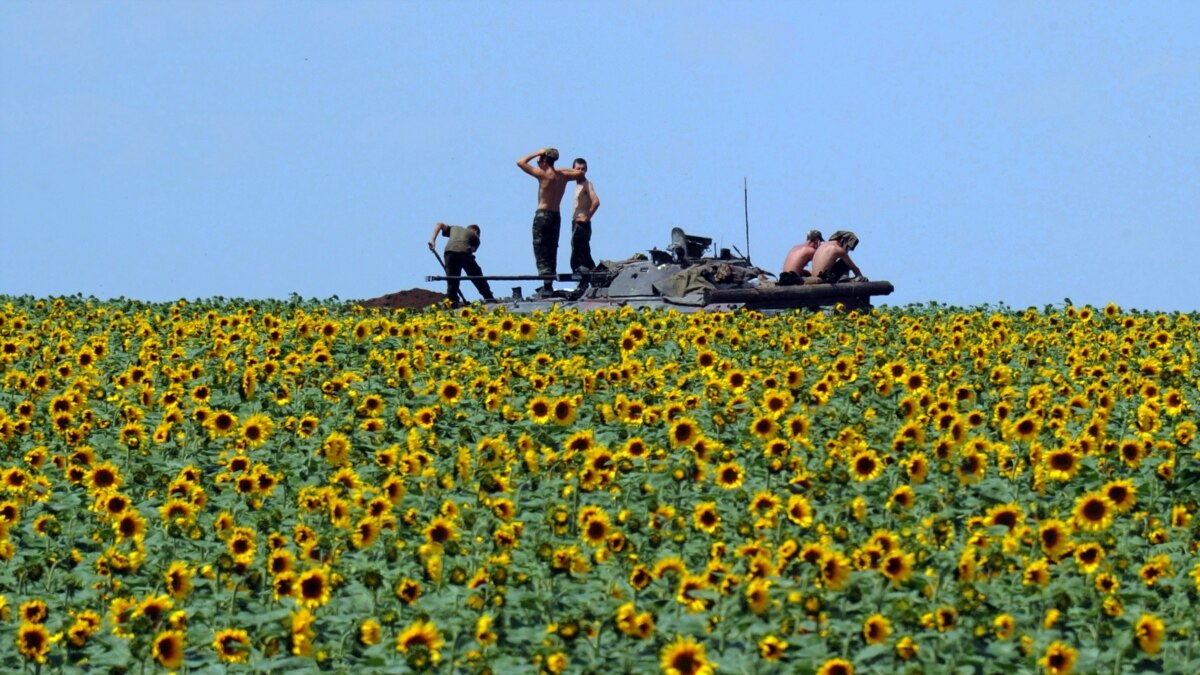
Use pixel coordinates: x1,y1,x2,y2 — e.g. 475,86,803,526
536,170,570,212
781,244,817,274
810,241,846,277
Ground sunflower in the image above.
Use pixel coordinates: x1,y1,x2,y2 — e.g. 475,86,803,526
1040,641,1078,675
113,511,147,542
240,413,274,448
297,414,319,438
749,490,781,518
207,410,239,438
669,418,701,448
758,634,787,661
18,599,47,624
581,513,610,547
137,594,174,625
351,617,383,647
152,629,185,669
749,415,779,440
714,461,745,489
1117,439,1145,468
396,619,445,664
563,429,595,454
745,577,771,615
819,550,853,590
296,566,332,609
473,614,498,646
551,397,577,425
985,503,1023,533
66,611,100,647
526,396,552,424
956,449,987,484
880,550,914,586
1101,479,1137,512
659,635,714,675
676,574,712,613
1037,519,1072,559
212,628,251,664
17,622,51,663
351,517,381,549
693,502,720,534
888,485,916,510
87,461,123,492
165,561,193,599
1010,415,1040,442
993,613,1015,640
384,576,420,606
849,449,884,482
321,431,352,466
1139,554,1173,586
425,516,458,547
227,527,256,561
863,614,891,645
1073,492,1115,531
905,453,929,483
784,414,812,443
816,658,854,675
1024,558,1051,587
1094,572,1119,595
1043,447,1081,481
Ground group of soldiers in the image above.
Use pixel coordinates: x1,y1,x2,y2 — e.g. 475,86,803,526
429,148,867,305
428,147,598,305
779,229,867,285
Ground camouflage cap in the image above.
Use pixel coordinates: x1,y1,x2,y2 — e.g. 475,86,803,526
829,230,859,250
542,148,560,162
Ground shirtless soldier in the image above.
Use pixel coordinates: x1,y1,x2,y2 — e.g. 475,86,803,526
779,229,823,285
570,157,600,292
812,230,867,283
517,147,586,297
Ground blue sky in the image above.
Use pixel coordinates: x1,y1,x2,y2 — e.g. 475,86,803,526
2,1,1198,310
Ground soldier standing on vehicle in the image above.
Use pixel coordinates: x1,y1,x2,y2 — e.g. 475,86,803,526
516,147,586,298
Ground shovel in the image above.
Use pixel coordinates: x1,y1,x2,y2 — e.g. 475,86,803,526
429,247,469,306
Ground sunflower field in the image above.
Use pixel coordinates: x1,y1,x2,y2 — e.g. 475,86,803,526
0,296,1196,674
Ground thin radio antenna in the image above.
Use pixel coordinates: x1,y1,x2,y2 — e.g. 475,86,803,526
743,177,751,264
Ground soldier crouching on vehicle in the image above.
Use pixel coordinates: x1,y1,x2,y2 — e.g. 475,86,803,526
812,230,868,283
779,229,823,285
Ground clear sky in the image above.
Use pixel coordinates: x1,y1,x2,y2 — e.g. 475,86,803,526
2,1,1198,311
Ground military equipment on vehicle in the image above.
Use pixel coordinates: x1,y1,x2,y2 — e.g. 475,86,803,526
427,227,893,314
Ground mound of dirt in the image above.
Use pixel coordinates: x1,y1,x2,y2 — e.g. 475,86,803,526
356,288,447,310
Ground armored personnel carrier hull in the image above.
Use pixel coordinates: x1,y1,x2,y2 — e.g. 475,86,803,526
427,229,893,314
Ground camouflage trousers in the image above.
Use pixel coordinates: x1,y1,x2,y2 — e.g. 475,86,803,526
531,210,562,282
570,219,596,273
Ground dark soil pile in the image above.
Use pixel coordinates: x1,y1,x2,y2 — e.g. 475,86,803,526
355,288,447,310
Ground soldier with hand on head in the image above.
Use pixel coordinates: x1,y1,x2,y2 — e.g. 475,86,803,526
516,147,586,298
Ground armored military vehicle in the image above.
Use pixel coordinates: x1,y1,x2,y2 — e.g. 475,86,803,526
427,228,893,314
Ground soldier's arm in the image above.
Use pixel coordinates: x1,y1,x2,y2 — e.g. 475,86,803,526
428,222,449,250
517,150,546,177
587,183,600,218
841,252,863,277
